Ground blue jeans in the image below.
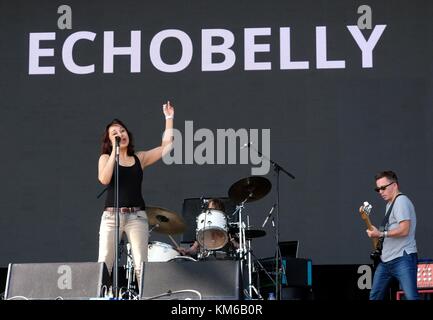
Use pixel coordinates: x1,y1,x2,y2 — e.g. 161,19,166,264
370,251,419,300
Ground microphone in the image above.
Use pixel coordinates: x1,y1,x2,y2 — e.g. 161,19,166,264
241,141,253,149
262,204,276,228
115,136,121,144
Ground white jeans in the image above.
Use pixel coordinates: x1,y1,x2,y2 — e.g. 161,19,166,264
98,210,148,284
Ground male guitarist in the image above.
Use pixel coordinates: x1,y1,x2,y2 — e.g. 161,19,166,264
366,171,419,300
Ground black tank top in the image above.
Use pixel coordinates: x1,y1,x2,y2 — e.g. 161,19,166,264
104,154,146,208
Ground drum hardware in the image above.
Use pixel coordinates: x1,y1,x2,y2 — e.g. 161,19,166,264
114,241,139,300
197,248,211,260
228,176,272,300
246,228,266,239
246,215,258,299
230,200,247,281
196,247,235,261
149,223,160,234
123,242,137,299
250,249,276,299
244,282,263,300
229,223,266,240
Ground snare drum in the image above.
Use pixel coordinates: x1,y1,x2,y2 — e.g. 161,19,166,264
196,209,228,250
147,241,180,262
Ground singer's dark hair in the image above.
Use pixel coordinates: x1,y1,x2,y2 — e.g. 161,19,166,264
208,198,225,212
100,119,135,156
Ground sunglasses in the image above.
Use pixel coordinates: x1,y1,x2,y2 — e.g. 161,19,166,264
374,181,395,192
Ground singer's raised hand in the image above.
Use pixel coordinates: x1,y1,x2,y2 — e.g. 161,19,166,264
163,100,174,119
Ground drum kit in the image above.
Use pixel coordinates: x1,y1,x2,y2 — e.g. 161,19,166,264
122,176,273,299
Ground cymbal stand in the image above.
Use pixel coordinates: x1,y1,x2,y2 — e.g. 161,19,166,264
202,205,210,255
250,250,276,287
232,198,247,292
197,199,211,260
246,215,261,299
234,195,262,300
237,198,249,256
149,223,160,234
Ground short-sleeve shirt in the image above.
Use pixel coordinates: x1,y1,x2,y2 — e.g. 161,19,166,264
381,194,417,262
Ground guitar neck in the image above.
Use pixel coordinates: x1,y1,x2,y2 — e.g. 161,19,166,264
364,216,379,249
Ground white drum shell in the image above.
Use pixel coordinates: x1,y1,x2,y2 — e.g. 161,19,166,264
196,209,228,250
147,241,179,262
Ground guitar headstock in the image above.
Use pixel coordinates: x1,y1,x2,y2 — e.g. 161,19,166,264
359,201,373,221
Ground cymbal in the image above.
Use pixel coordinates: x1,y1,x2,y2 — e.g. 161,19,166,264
228,176,272,203
245,228,266,239
146,206,186,235
229,225,266,239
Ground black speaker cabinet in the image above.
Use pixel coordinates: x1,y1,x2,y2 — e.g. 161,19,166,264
4,262,109,300
140,260,242,300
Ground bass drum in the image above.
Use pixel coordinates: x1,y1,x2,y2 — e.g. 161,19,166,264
147,241,180,262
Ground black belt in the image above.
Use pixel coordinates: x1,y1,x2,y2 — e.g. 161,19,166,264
105,207,143,213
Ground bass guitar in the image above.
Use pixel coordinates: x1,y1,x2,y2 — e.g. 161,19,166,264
359,202,383,267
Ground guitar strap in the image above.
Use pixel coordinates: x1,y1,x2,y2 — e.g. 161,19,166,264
379,193,403,232
370,193,403,265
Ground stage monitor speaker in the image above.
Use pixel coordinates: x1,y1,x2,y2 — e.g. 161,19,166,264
140,260,241,300
4,262,109,300
181,197,237,243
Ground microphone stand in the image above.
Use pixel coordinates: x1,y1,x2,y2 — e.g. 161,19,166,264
249,144,295,300
113,137,120,299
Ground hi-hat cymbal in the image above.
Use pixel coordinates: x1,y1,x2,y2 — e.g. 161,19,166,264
245,228,266,239
228,176,272,203
146,206,186,235
228,225,267,239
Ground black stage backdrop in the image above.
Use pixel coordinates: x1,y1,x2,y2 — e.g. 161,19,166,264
0,0,432,266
